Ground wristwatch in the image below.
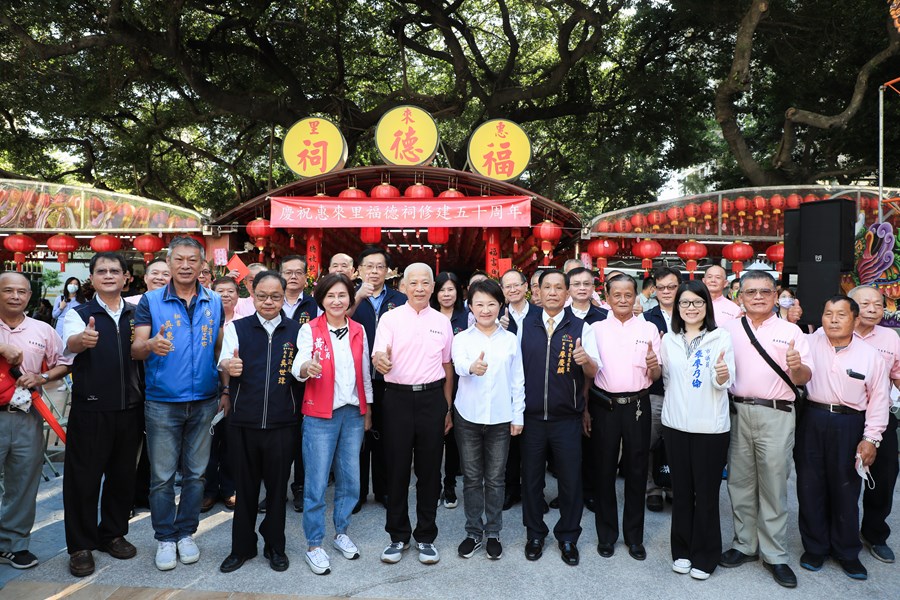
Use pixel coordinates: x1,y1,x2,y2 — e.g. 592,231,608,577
863,436,881,448
40,373,49,383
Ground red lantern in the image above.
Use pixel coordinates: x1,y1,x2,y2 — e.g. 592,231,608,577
648,210,666,231
370,182,400,198
803,193,818,204
587,238,618,281
133,233,165,264
722,240,755,276
769,194,785,215
90,234,122,253
404,183,434,198
614,218,633,234
438,188,465,198
684,203,701,224
752,195,768,229
677,240,707,280
339,186,367,199
666,206,684,227
700,200,717,231
246,218,274,261
632,238,662,275
360,227,382,245
766,242,785,275
630,213,646,232
46,234,78,272
786,193,801,210
597,221,613,234
427,227,450,245
3,233,36,272
533,220,563,244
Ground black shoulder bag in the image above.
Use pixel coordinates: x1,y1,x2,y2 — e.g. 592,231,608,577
740,316,807,420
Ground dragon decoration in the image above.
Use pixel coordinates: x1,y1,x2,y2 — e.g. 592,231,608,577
843,219,900,327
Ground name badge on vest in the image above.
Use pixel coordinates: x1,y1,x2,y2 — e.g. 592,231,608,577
558,333,574,374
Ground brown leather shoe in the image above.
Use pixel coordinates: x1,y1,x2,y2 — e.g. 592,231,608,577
224,495,236,510
69,550,95,577
201,496,216,513
101,536,137,560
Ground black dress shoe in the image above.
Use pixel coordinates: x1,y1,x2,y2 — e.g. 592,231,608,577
549,497,560,509
502,493,521,511
800,551,826,571
264,545,289,572
220,554,250,573
646,495,664,512
763,562,797,588
352,499,364,514
628,544,647,561
837,557,867,580
559,541,579,566
597,542,614,558
584,497,596,513
525,538,544,561
719,548,759,568
292,495,303,513
101,536,137,560
69,550,95,577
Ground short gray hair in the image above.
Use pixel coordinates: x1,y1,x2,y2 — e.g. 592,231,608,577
739,270,776,290
404,262,434,283
848,285,884,301
167,236,206,261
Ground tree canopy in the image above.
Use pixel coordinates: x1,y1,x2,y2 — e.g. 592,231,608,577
0,1,898,219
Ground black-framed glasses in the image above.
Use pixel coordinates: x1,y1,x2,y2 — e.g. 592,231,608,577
678,299,706,308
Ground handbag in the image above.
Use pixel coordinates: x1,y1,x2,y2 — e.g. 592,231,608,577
740,317,807,418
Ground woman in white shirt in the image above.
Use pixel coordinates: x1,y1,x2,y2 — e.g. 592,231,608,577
451,279,525,561
659,279,734,581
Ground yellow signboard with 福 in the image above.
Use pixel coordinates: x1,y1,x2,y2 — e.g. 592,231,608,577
282,117,347,177
468,119,531,181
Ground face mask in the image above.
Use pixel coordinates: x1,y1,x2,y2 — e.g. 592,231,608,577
66,284,79,294
778,298,794,309
856,453,875,490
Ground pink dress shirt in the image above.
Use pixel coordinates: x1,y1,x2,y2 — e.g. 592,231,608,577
721,314,813,401
372,303,453,385
0,316,72,378
592,315,661,393
805,330,890,441
233,296,256,318
855,325,900,381
712,295,742,325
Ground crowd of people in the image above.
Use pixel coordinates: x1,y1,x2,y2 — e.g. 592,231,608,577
0,237,896,590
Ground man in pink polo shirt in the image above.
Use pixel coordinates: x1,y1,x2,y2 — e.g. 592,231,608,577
718,270,812,588
849,285,900,564
0,272,71,570
372,263,453,566
703,265,742,325
795,295,890,581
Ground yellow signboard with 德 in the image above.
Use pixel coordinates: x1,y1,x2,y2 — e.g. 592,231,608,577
282,117,347,177
468,119,531,181
374,106,439,166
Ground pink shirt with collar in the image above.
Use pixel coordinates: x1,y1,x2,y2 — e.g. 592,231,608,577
712,295,742,325
592,315,661,393
806,330,890,441
855,325,900,380
372,303,453,385
233,296,256,318
0,316,72,376
721,314,813,401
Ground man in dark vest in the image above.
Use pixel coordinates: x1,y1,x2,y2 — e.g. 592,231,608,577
218,271,301,573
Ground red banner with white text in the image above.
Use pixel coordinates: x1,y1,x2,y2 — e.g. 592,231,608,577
270,196,532,228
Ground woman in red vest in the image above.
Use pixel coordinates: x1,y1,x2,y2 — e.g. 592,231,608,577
292,273,372,576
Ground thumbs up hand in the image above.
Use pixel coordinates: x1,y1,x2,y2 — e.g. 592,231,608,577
787,299,803,324
227,347,243,377
499,308,510,330
374,344,393,375
81,316,99,349
306,350,323,379
470,351,488,376
714,349,729,384
573,337,590,366
645,343,659,372
786,339,801,372
149,325,173,357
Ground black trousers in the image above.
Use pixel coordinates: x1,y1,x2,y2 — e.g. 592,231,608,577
662,426,730,573
442,425,460,491
521,415,583,543
382,386,446,544
861,411,899,545
63,407,141,553
360,379,387,501
229,424,298,557
204,415,235,499
581,434,597,500
589,394,651,545
796,407,865,560
504,434,522,496
290,413,304,497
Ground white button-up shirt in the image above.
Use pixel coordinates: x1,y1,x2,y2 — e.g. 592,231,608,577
218,313,288,371
293,321,373,410
452,325,525,426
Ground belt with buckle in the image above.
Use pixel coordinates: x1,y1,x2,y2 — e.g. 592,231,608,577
590,386,649,406
806,400,865,415
729,394,792,413
384,379,446,393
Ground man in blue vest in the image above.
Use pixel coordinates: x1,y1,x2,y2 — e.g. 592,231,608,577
132,237,226,572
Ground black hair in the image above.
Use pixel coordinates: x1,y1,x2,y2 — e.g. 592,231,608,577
146,258,168,271
279,255,308,270
431,271,464,312
565,266,593,285
538,268,567,288
653,266,682,284
501,269,527,284
605,273,637,294
253,270,286,291
468,269,488,285
467,278,506,306
357,246,391,268
642,276,656,291
62,275,87,303
212,276,239,291
89,252,127,275
314,273,356,311
671,280,717,334
824,294,859,318
780,287,796,298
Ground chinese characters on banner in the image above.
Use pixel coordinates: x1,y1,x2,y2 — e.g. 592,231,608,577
270,196,532,228
485,229,501,278
374,106,439,166
306,228,322,279
468,119,532,181
281,117,348,177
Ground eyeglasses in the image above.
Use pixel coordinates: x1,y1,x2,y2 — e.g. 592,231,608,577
678,299,706,308
656,284,678,292
741,288,775,298
200,270,212,276
254,293,284,303
94,268,123,276
361,264,387,272
502,282,525,291
281,270,306,277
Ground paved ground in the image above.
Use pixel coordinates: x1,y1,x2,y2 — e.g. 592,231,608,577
0,454,897,600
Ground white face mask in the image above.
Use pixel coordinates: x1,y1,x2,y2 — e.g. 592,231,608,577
66,284,79,294
778,298,794,309
856,453,875,490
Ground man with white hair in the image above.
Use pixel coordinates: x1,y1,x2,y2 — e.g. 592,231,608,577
372,263,454,565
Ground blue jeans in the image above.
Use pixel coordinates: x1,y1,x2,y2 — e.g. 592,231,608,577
453,409,510,538
302,405,365,547
145,398,218,542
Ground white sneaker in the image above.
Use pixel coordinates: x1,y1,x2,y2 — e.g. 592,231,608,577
673,558,691,574
155,541,177,571
416,542,440,564
690,567,710,580
305,547,331,575
381,541,408,563
176,536,200,564
332,534,360,560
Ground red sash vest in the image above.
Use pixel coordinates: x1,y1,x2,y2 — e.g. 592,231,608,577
302,315,368,418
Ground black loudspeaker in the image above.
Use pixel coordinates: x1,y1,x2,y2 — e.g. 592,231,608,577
798,198,856,271
783,209,800,274
797,260,842,329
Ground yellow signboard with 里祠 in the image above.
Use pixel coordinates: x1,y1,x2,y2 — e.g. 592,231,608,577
468,119,531,181
282,117,347,177
374,106,439,166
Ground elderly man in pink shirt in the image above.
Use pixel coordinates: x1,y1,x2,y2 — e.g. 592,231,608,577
795,295,890,581
372,263,454,566
703,265,742,325
718,270,812,589
849,285,900,564
0,271,71,570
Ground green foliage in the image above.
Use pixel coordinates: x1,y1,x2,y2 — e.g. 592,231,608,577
41,268,61,297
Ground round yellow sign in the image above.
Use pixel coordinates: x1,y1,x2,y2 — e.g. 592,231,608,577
282,117,347,177
468,119,531,181
375,106,439,166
